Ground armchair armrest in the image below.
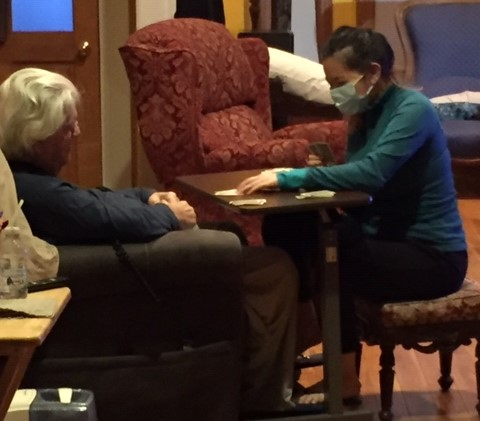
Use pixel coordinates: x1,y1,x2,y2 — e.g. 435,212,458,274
238,37,273,131
119,45,203,185
274,120,348,164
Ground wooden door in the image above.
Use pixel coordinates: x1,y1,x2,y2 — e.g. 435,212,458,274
315,0,376,49
0,0,101,187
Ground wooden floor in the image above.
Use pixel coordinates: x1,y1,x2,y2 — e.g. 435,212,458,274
299,199,480,421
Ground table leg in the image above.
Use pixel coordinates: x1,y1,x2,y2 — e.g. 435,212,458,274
305,212,373,421
314,213,343,414
0,344,37,419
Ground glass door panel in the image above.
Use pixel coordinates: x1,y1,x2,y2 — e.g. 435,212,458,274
12,0,73,32
3,0,77,62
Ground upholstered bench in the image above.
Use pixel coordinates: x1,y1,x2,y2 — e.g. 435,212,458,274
441,119,480,198
356,278,480,421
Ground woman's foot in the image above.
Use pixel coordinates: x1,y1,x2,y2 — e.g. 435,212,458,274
297,390,361,409
297,352,362,407
297,392,325,405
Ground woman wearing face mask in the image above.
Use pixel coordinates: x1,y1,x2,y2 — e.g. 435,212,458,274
236,26,467,405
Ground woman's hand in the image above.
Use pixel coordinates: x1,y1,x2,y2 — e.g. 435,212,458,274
148,191,179,205
162,200,197,230
307,153,323,167
0,217,8,232
236,172,279,195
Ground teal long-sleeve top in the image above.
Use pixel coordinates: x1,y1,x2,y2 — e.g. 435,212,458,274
278,85,466,252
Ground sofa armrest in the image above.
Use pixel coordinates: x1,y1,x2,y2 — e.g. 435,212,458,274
58,229,243,298
40,229,244,357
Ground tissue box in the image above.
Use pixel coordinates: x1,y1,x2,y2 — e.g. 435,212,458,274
6,389,98,421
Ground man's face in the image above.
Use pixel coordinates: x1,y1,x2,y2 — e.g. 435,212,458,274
32,110,80,175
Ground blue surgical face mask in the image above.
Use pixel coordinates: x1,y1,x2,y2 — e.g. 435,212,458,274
330,76,373,116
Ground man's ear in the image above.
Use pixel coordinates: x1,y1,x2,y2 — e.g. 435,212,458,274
31,140,41,156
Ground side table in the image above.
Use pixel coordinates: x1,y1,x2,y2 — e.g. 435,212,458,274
175,170,374,420
0,287,71,419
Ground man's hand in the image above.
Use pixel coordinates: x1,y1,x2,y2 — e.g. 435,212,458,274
162,200,197,230
148,191,179,205
236,172,278,195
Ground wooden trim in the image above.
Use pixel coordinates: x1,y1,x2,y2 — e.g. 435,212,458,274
128,0,139,186
315,0,375,53
356,0,376,29
128,0,137,34
395,0,480,84
315,0,333,51
0,0,7,44
249,0,260,30
270,0,291,31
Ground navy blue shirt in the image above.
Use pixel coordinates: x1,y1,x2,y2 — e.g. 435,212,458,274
9,161,180,245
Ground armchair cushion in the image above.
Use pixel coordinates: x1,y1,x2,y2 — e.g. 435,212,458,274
205,138,310,173
201,105,272,153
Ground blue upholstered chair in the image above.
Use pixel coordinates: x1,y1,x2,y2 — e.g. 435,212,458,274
395,0,480,197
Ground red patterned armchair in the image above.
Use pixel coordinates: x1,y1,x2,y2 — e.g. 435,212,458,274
119,18,346,244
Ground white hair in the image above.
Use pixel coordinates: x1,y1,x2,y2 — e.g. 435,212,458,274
0,67,80,160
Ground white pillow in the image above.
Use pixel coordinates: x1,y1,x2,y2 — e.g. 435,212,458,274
430,91,480,104
268,47,333,104
0,150,59,281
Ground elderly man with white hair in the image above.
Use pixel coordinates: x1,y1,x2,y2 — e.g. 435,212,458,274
0,67,303,415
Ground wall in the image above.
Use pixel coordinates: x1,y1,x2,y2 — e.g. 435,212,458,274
224,0,251,35
136,0,175,28
333,0,356,27
374,1,405,77
100,0,175,189
291,0,318,61
290,0,359,62
99,1,132,188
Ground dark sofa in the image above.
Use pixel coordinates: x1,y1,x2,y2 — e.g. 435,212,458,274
21,229,245,421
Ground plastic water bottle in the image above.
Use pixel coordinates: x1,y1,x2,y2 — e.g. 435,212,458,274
0,226,28,299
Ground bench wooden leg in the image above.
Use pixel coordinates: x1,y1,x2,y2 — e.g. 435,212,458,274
438,349,454,391
476,339,480,416
378,344,395,421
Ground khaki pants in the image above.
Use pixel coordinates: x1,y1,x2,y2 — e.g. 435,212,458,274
240,246,299,412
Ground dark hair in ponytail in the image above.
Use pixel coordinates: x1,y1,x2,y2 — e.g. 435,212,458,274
320,26,394,78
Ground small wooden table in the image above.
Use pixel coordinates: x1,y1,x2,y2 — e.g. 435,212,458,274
176,169,373,420
0,287,71,419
